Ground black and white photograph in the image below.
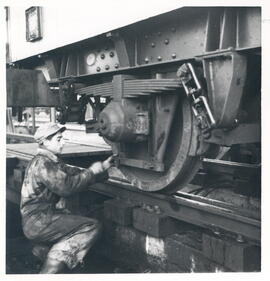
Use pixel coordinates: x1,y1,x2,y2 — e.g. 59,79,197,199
1,0,269,279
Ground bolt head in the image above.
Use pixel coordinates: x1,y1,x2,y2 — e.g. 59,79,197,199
236,234,245,243
171,53,177,59
100,53,105,59
114,63,119,69
157,56,162,61
144,57,149,63
164,39,169,45
96,67,101,72
105,65,110,70
146,205,154,213
151,42,155,48
154,205,161,214
109,51,114,57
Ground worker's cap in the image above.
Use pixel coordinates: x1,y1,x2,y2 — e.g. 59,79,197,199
34,123,66,144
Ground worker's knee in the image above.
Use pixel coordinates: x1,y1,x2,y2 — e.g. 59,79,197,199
90,220,103,240
87,218,102,231
82,219,103,238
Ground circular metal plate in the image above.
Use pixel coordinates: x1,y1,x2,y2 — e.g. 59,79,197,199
86,53,96,66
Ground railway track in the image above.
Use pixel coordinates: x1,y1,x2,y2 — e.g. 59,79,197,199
6,139,261,245
89,179,261,244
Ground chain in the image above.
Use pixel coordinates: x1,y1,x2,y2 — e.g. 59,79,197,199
177,63,216,134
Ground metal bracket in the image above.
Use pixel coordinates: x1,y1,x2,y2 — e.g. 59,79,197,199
200,49,247,128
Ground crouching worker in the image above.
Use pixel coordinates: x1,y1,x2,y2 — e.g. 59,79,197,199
20,123,113,274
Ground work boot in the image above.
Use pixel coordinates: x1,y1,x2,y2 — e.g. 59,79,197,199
32,244,50,261
39,257,66,274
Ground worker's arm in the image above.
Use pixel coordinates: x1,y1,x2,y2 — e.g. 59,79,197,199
36,156,113,197
60,163,85,175
60,156,113,175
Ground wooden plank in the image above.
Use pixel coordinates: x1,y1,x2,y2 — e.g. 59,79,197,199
6,142,111,159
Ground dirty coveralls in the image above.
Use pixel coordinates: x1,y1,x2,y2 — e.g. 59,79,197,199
20,148,102,269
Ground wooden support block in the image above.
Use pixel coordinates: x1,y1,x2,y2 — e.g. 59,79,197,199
165,234,229,272
104,199,135,225
133,207,179,238
166,262,188,273
202,233,261,272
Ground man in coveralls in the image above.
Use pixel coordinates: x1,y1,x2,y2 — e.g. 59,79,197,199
20,123,113,273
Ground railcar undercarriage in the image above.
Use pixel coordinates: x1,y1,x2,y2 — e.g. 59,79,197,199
6,7,261,196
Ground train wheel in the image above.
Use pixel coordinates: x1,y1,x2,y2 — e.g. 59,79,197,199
118,96,205,194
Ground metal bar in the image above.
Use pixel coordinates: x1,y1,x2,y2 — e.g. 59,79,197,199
50,107,56,123
203,158,261,170
125,87,178,91
177,188,260,220
6,108,15,133
119,157,164,172
125,79,181,83
6,150,33,161
31,107,36,134
6,132,35,142
89,181,261,242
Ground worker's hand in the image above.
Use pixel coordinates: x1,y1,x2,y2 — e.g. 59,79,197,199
102,155,114,170
90,156,114,175
90,161,104,175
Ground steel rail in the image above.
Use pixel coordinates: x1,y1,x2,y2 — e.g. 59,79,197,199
89,179,261,243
